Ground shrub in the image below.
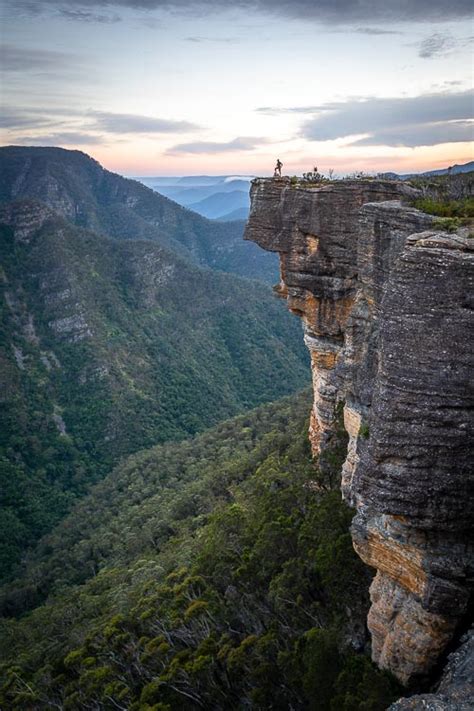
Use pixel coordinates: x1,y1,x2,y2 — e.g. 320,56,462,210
359,422,370,440
432,217,461,233
413,197,474,218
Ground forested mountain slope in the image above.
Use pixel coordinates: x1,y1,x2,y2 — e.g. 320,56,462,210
0,199,309,580
0,146,276,283
0,391,400,710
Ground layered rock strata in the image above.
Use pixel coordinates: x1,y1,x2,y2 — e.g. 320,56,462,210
389,627,474,709
245,178,474,686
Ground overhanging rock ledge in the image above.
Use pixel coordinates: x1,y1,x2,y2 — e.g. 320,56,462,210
244,176,474,686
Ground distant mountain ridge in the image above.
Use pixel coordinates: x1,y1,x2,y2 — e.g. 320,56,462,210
138,174,254,187
218,206,250,221
164,179,251,205
137,174,252,221
189,190,250,220
0,147,266,281
380,160,474,180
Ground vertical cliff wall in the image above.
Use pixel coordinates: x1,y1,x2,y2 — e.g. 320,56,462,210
245,177,474,686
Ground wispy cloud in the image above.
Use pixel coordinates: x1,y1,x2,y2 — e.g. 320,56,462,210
256,105,322,115
328,26,403,35
352,121,473,146
15,132,104,146
1,105,200,139
0,108,57,129
352,27,402,36
59,9,121,23
91,111,200,134
0,44,79,72
167,136,270,154
300,91,474,147
185,36,238,43
418,32,457,58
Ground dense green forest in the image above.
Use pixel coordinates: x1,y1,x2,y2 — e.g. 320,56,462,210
0,147,403,709
0,203,309,581
0,391,400,709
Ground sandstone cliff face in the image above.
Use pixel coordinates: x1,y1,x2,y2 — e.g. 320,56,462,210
245,177,474,686
389,627,474,709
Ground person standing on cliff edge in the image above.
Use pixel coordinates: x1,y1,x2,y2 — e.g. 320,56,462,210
274,158,282,177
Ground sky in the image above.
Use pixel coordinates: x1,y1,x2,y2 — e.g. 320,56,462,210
1,0,473,176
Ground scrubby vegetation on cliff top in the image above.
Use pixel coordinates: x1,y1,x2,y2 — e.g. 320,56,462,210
283,168,474,234
410,173,474,232
411,196,474,218
0,391,401,710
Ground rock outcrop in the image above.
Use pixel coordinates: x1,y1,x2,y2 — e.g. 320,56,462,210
245,177,474,686
389,627,474,709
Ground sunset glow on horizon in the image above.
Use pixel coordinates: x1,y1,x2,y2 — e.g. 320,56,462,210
2,1,473,177
92,139,474,178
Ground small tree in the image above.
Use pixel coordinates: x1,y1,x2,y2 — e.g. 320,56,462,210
302,170,323,183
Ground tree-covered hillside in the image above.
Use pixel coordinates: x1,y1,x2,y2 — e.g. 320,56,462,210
0,146,402,710
0,146,277,283
0,392,400,710
0,199,309,581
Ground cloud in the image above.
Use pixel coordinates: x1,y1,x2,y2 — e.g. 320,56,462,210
351,121,473,146
256,105,322,115
6,0,473,24
185,36,238,43
14,132,104,146
327,26,403,35
418,32,457,58
0,108,57,129
91,111,199,133
300,91,474,147
59,9,121,22
0,107,199,137
352,27,402,35
167,136,269,154
0,44,78,72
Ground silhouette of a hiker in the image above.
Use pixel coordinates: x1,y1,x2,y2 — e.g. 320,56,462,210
274,159,282,177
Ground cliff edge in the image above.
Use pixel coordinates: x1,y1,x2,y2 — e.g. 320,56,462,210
245,177,474,687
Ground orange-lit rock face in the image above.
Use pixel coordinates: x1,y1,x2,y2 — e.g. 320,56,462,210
341,404,361,496
276,254,289,298
245,178,474,686
353,519,426,597
307,347,339,456
368,573,457,686
290,293,354,335
308,408,322,456
311,349,336,370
